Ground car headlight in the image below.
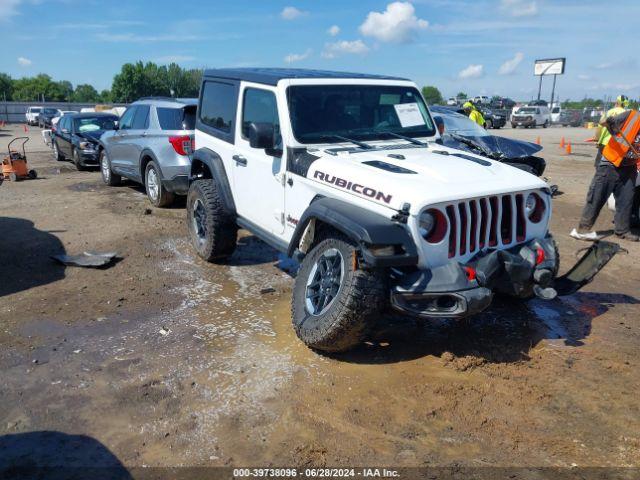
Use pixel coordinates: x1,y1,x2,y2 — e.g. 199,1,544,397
79,141,95,150
419,209,447,243
525,193,545,223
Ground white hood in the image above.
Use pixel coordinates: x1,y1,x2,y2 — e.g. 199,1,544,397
306,142,548,213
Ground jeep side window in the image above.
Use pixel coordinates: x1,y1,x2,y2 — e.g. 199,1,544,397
200,81,236,134
119,107,137,130
241,88,281,147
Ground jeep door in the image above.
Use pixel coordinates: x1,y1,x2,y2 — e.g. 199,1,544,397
108,106,137,176
232,85,285,235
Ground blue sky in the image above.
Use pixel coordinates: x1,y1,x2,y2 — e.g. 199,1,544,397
1,0,638,101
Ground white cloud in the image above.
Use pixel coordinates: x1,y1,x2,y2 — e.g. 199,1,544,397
322,40,369,59
155,55,196,63
327,25,340,36
284,49,312,64
458,64,483,79
498,52,524,75
500,0,537,17
280,6,307,20
17,56,32,67
0,0,21,21
359,2,428,43
578,74,591,81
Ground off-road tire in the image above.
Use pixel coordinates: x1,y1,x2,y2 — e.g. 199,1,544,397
100,150,121,186
292,233,387,353
72,148,87,171
145,161,174,208
53,141,64,161
186,179,238,262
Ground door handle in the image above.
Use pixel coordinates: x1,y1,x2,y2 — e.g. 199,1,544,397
233,155,247,166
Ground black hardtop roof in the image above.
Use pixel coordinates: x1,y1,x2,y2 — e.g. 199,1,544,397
203,68,410,86
68,112,118,118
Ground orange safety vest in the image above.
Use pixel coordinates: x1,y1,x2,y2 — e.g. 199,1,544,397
602,110,640,167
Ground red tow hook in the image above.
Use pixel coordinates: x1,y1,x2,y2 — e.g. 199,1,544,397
464,266,477,281
535,247,546,265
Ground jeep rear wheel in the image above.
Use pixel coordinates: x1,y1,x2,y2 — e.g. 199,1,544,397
187,179,237,262
292,234,387,353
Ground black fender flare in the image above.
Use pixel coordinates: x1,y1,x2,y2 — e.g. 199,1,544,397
139,148,161,180
190,147,236,215
287,197,418,267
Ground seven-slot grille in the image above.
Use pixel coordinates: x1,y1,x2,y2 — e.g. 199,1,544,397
444,194,527,258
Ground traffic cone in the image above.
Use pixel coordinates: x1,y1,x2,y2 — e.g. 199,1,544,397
23,124,28,133
560,137,565,148
535,136,541,145
565,142,572,155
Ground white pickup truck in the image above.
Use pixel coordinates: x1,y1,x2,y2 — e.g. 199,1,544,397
182,68,618,352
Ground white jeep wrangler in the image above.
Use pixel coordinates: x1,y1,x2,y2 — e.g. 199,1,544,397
186,68,617,352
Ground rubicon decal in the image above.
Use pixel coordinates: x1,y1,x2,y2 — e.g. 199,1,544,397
313,171,393,204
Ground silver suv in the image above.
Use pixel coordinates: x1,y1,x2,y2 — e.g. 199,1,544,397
99,97,197,207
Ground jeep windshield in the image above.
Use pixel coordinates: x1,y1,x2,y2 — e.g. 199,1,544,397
287,85,435,144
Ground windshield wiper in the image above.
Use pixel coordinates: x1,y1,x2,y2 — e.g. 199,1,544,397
379,131,428,147
320,135,373,150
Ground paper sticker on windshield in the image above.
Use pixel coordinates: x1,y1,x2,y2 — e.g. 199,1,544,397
394,103,425,128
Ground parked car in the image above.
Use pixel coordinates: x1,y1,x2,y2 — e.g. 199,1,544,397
478,107,506,129
446,97,457,106
550,106,561,123
52,112,118,170
473,95,490,105
559,109,583,127
38,108,62,128
430,106,545,176
490,97,516,110
99,97,197,207
511,105,551,128
25,106,43,126
51,111,79,131
178,67,614,353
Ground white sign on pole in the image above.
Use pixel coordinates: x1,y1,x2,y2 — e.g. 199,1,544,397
534,58,566,76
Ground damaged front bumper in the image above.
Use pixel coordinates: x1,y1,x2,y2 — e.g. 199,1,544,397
390,237,620,319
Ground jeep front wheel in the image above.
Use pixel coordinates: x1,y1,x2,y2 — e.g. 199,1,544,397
187,179,238,262
292,234,387,352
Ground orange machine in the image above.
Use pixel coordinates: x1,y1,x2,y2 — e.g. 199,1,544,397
1,137,37,182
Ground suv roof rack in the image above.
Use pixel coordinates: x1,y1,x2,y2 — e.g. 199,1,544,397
136,97,197,103
203,68,409,86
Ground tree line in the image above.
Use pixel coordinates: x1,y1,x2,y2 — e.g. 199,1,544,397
0,61,202,103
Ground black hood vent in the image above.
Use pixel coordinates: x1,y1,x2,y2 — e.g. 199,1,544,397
362,160,416,174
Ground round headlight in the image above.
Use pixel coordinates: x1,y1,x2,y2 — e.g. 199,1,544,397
419,211,435,238
419,209,448,243
525,193,545,223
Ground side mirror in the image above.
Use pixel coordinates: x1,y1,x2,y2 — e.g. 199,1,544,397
434,116,445,136
248,122,275,150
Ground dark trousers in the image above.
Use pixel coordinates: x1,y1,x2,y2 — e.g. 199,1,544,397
579,162,637,234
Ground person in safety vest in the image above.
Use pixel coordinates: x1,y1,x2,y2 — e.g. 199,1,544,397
571,108,640,242
592,95,629,167
463,101,485,127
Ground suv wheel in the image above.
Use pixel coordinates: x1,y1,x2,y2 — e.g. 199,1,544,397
72,148,87,171
485,119,493,129
53,141,64,161
100,150,121,186
187,179,238,262
145,161,174,208
292,234,387,353
543,120,549,128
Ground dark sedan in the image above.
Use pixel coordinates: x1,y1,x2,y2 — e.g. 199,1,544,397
38,108,62,128
52,113,118,170
430,105,546,176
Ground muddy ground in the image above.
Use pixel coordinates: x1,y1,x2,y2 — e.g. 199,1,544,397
0,123,639,474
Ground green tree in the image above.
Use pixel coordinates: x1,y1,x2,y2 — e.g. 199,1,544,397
99,89,113,103
73,84,100,102
0,73,13,100
456,92,468,100
421,85,443,105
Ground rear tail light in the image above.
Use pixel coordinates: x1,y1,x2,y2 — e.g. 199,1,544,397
168,135,194,156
